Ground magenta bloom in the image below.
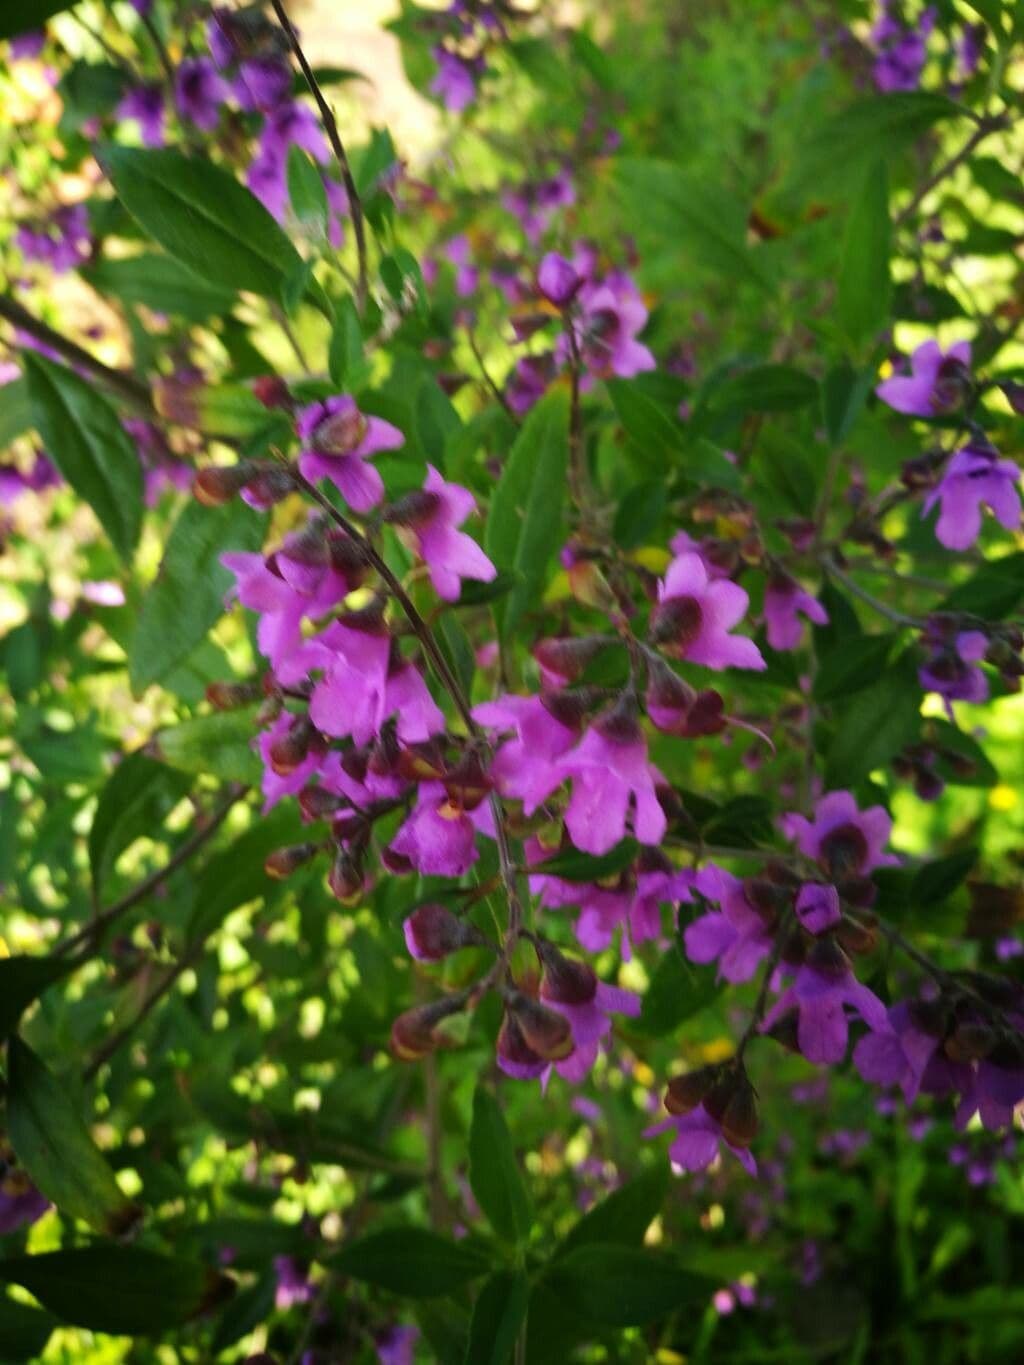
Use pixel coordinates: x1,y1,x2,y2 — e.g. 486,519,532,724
538,252,581,308
781,791,897,879
430,47,479,111
871,2,934,92
16,204,91,273
762,963,887,1065
553,710,666,856
646,1107,757,1176
117,84,165,146
403,465,497,602
0,452,60,506
543,981,641,1083
919,626,988,710
876,340,971,416
763,573,828,651
506,353,556,415
922,443,1021,551
683,865,774,983
297,396,404,513
273,1255,314,1310
389,784,482,877
175,58,227,130
573,274,655,379
853,1002,952,1104
234,56,292,112
653,552,765,671
472,695,578,814
0,1177,49,1235
257,713,324,812
444,234,478,296
221,551,306,677
9,30,46,60
309,622,444,746
376,1324,420,1365
795,882,841,936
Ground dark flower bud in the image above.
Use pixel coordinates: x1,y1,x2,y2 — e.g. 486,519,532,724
310,405,368,455
764,1008,801,1052
497,1009,544,1072
537,252,582,308
743,877,791,925
966,882,1024,939
331,812,369,845
987,1032,1024,1071
298,786,345,821
265,843,319,879
540,686,608,730
505,991,573,1060
251,374,292,410
327,848,363,902
595,691,643,746
443,752,492,812
381,490,442,529
806,934,852,980
835,874,877,909
909,997,951,1038
239,465,295,509
206,679,263,710
403,904,484,961
664,1065,718,1115
532,635,609,684
381,845,414,875
719,1073,759,1149
193,462,258,506
399,742,448,783
836,914,879,956
268,716,320,776
327,529,368,579
649,594,704,654
390,996,466,1060
819,822,870,879
944,1019,996,1063
900,451,943,490
999,380,1024,416
536,940,598,1005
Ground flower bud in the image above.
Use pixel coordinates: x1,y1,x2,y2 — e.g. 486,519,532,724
251,374,292,410
835,914,879,956
649,594,704,655
537,252,581,308
193,462,258,506
298,786,345,822
536,940,598,1005
505,991,573,1060
381,489,443,530
390,996,466,1060
241,466,297,510
327,848,363,902
310,405,368,455
268,716,320,776
944,1019,996,1063
595,691,643,746
265,843,319,879
805,934,851,980
719,1073,759,1149
664,1065,717,1115
443,752,492,812
403,904,484,961
206,679,263,710
532,635,609,685
540,686,608,730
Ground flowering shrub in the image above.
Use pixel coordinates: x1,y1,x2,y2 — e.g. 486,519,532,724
0,0,1023,1360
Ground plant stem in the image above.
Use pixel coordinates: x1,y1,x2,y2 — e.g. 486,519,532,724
270,0,369,313
895,115,1010,227
824,556,923,629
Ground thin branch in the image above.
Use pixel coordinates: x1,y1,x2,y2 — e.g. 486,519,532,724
137,8,177,92
735,913,792,1063
269,0,369,313
467,328,518,423
895,115,1010,227
84,943,199,1079
0,293,154,415
824,556,923,629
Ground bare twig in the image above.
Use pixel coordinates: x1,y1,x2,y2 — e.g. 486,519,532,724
895,115,1011,227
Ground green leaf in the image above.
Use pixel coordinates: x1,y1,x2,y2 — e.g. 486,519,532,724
82,254,236,323
821,363,874,446
928,719,997,788
211,1269,275,1354
88,752,191,898
129,498,265,694
913,849,977,906
546,1244,710,1327
0,1247,233,1335
535,838,638,883
813,631,900,702
0,1296,57,1362
469,1088,533,1246
484,389,569,640
613,480,666,549
57,61,129,134
0,958,75,1038
558,1161,669,1256
941,552,1024,619
637,949,721,1036
0,2,75,40
707,364,818,415
328,294,369,389
838,162,891,351
24,353,143,563
0,376,32,451
100,145,304,299
287,145,329,229
333,1227,490,1297
607,379,684,467
464,1270,528,1365
614,159,772,293
6,1037,138,1235
155,710,262,785
824,650,921,786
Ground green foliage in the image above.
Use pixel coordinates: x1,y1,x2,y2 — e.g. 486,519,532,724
469,1087,533,1246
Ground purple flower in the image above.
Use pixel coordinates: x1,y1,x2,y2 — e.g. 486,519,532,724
16,204,91,273
400,465,497,602
876,340,971,416
919,624,988,709
257,713,324,811
0,1162,49,1235
646,1107,757,1176
389,783,485,877
502,172,575,243
871,3,934,92
117,84,165,147
175,58,227,130
652,552,765,671
854,1001,960,1104
538,252,581,308
781,791,897,878
10,30,46,60
956,23,986,81
763,573,828,651
553,700,666,856
0,452,60,506
309,620,444,746
473,694,578,813
922,442,1021,551
234,57,292,112
297,395,404,513
444,234,478,296
795,882,841,935
273,1255,314,1310
572,274,655,379
376,1325,420,1365
542,978,641,1083
506,353,556,415
762,961,887,1064
430,47,479,111
683,865,775,983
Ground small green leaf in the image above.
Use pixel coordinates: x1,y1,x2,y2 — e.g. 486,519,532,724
88,752,191,898
333,1227,490,1297
82,253,236,322
24,353,143,563
637,950,721,1037
186,804,306,944
546,1244,710,1327
469,1088,533,1246
484,389,569,641
822,363,874,446
607,379,684,469
838,162,891,351
707,364,818,415
613,480,666,549
0,376,32,451
0,958,75,1038
464,1271,528,1365
328,294,369,389
0,1296,57,1362
814,632,900,702
913,849,977,907
0,1247,233,1335
101,145,304,300
287,145,329,229
155,710,261,785
536,838,639,883
558,1161,669,1255
824,650,921,786
7,1038,138,1235
129,497,265,694
941,551,1024,619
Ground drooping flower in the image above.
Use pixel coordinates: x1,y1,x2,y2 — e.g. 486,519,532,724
430,46,480,111
876,339,972,416
297,395,404,513
392,465,497,602
870,2,935,92
922,442,1021,552
309,620,444,746
444,234,478,296
375,1324,420,1365
273,1255,314,1310
15,204,91,273
552,696,666,856
794,882,842,936
781,790,898,879
539,948,641,1083
763,572,828,651
919,622,988,710
175,57,227,130
538,252,582,308
683,865,778,983
257,712,325,812
651,552,765,671
472,694,579,814
117,84,165,146
762,952,887,1065
646,1107,758,1175
571,273,655,379
389,783,487,877
233,56,292,112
